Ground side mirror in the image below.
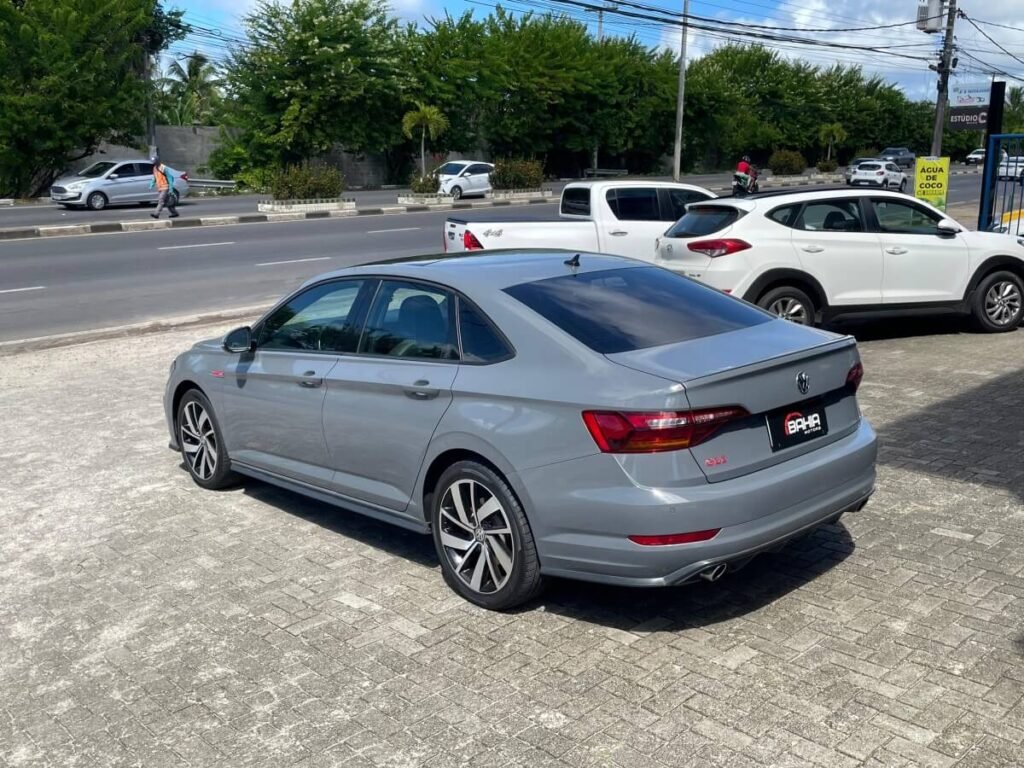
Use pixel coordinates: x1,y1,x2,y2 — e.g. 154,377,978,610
936,219,960,236
224,326,254,353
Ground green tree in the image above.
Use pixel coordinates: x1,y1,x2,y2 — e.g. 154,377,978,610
402,103,448,175
1006,87,1024,133
224,0,408,169
818,122,847,161
0,0,186,196
158,53,223,125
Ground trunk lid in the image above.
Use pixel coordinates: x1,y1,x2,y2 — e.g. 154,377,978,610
607,320,862,482
655,202,749,270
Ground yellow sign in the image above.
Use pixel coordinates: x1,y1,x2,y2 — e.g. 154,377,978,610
914,157,950,212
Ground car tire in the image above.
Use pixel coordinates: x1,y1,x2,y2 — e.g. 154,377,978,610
450,185,463,201
971,271,1024,333
431,460,544,611
757,286,816,326
86,191,108,211
899,179,907,192
176,389,238,490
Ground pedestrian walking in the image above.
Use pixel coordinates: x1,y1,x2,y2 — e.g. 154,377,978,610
149,157,179,219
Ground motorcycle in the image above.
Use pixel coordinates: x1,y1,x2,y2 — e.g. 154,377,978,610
732,166,760,197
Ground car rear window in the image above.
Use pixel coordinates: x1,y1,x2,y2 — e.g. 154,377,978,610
858,163,881,171
664,206,741,238
560,187,591,216
504,266,770,354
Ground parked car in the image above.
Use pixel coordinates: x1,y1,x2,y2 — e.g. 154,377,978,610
848,161,907,191
434,160,494,200
844,158,876,183
50,159,190,211
997,156,1024,181
879,147,915,168
165,252,877,610
445,180,716,261
966,148,986,165
653,188,1024,333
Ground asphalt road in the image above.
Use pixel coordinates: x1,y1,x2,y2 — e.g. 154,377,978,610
0,173,986,341
0,205,560,340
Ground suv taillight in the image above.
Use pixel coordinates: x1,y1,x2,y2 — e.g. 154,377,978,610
846,362,864,393
582,407,748,453
463,230,484,250
181,172,190,181
687,239,751,258
876,170,884,176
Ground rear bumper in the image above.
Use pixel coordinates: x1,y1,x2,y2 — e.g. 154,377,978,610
521,418,877,587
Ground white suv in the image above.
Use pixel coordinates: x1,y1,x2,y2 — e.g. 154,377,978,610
848,161,906,191
654,189,1024,332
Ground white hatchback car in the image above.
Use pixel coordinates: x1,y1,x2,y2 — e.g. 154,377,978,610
434,161,494,200
849,161,906,191
654,189,1024,332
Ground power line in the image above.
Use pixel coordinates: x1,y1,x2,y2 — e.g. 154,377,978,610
959,11,1024,70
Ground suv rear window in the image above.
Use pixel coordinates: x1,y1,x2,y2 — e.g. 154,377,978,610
665,206,741,238
504,266,770,354
560,187,591,216
858,163,881,171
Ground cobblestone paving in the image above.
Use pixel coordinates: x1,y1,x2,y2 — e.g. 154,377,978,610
1,322,1022,767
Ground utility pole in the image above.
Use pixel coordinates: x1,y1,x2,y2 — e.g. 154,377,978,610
672,0,691,181
593,7,603,172
930,0,958,157
144,52,158,159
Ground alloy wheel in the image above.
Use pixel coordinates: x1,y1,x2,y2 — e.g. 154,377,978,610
768,297,810,325
984,280,1022,326
180,400,218,480
437,479,515,594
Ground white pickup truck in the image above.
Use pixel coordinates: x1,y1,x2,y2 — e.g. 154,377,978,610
443,180,716,261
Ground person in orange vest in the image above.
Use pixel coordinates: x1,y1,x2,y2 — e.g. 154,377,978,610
149,157,179,219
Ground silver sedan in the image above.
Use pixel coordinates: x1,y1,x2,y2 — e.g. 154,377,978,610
165,252,877,610
50,159,189,211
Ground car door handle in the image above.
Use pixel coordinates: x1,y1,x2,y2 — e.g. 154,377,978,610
609,230,629,236
801,245,825,253
298,370,322,388
404,379,439,400
885,246,909,255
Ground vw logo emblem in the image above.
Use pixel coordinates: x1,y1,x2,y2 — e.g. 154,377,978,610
796,372,810,395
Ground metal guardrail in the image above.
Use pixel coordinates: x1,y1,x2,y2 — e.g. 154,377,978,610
187,178,237,189
583,168,630,178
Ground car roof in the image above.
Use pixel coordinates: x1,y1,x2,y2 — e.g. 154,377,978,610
692,188,914,208
563,180,708,191
304,251,639,293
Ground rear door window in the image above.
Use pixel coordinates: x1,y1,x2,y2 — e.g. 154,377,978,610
505,266,770,354
665,206,741,238
794,200,864,232
606,188,660,221
767,204,799,227
662,188,716,221
560,187,591,216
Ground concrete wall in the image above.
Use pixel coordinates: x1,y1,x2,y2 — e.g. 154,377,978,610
70,126,223,176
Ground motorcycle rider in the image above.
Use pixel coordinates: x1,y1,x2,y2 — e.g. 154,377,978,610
733,154,758,196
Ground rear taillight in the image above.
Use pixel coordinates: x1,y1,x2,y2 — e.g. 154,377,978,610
181,172,190,181
629,529,721,546
687,239,751,258
582,407,748,453
876,171,884,176
463,230,484,250
846,361,864,393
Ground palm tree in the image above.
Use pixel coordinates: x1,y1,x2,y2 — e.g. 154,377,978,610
1006,87,1024,133
402,104,449,176
160,52,222,125
818,122,848,162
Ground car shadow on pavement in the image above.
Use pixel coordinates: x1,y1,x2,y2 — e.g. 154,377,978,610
873,366,1024,502
237,478,439,568
537,523,855,629
830,315,968,341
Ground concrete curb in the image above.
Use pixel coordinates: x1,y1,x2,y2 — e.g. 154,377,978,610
0,197,557,242
0,304,272,357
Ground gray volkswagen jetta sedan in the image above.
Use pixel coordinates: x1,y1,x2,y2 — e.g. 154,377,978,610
165,251,877,610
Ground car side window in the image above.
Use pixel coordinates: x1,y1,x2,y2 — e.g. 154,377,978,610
663,188,714,221
458,298,512,363
258,280,367,353
886,163,899,173
794,200,864,232
135,162,154,176
767,204,799,227
360,280,458,360
467,164,492,175
111,164,133,178
606,188,660,221
871,199,942,235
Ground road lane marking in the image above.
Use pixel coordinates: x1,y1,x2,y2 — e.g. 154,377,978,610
366,227,421,234
157,241,235,251
255,256,332,267
0,286,45,295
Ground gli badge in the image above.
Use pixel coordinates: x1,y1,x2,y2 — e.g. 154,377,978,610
704,455,728,468
796,371,810,395
783,411,823,437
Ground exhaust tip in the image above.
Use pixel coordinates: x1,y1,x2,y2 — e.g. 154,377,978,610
699,563,728,583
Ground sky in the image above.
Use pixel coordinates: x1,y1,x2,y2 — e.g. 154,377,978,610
165,0,1024,99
